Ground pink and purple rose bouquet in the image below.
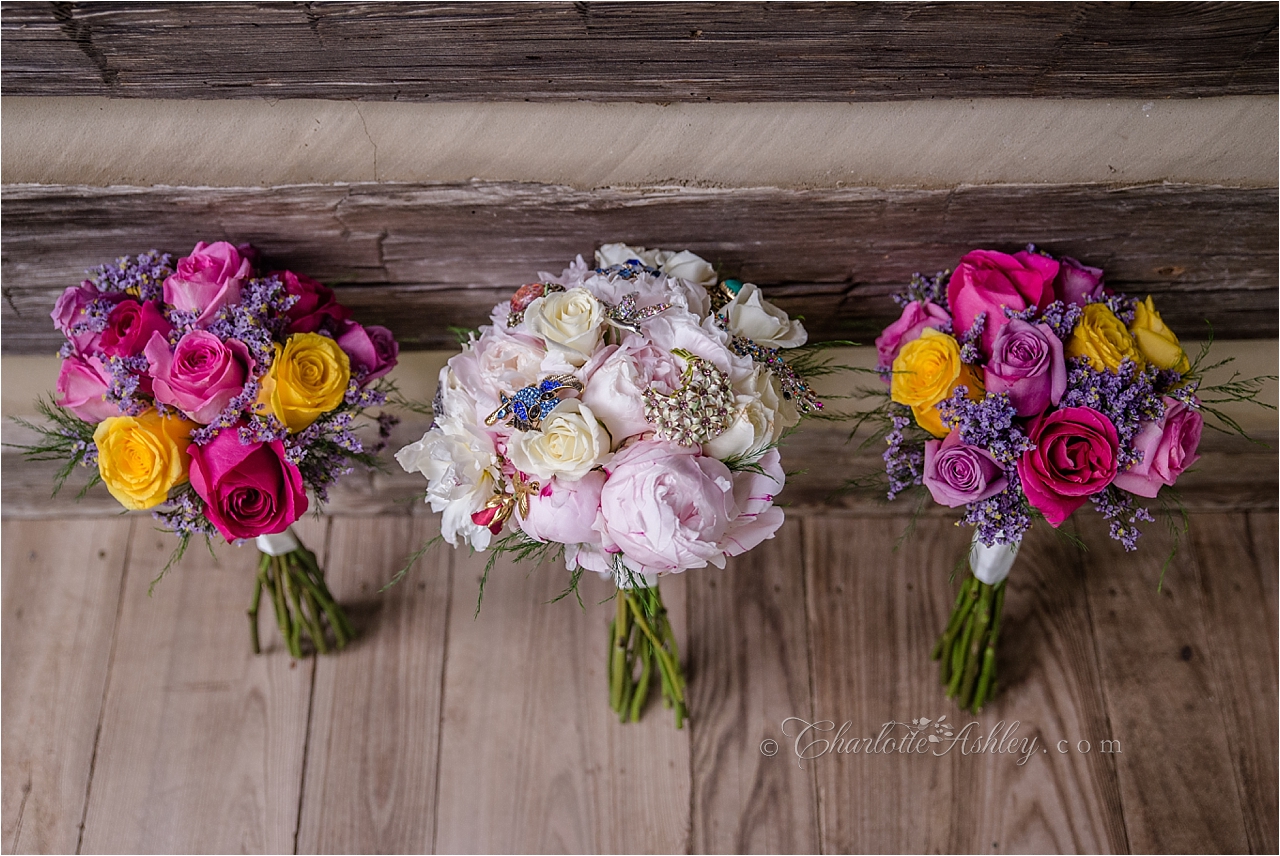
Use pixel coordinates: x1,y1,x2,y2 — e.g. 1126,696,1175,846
867,245,1262,713
22,242,400,657
396,243,827,726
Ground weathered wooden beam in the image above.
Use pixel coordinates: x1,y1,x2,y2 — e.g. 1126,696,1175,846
3,2,1276,101
2,181,1275,353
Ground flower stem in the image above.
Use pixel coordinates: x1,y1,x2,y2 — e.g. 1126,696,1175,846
936,572,1007,713
252,536,353,657
606,585,688,727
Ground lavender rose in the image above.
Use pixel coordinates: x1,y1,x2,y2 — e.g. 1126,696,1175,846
335,320,399,384
145,330,254,424
923,430,1008,507
1054,257,1106,307
947,249,1059,356
52,280,121,354
984,318,1067,417
1113,397,1203,498
162,241,252,327
875,300,951,371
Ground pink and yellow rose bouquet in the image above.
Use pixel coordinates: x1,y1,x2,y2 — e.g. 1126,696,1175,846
396,244,830,726
21,242,400,657
864,245,1267,713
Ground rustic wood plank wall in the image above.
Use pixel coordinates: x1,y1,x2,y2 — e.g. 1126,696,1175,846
4,2,1277,100
3,182,1276,353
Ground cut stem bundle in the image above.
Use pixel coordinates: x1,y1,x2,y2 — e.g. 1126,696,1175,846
248,540,353,658
932,572,1005,714
606,585,687,727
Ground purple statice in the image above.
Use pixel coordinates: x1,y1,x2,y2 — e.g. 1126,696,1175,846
74,437,99,469
884,407,925,500
102,354,151,415
957,312,987,365
153,487,217,540
1090,486,1154,551
372,411,400,454
961,469,1033,547
892,270,951,310
66,295,120,343
344,379,388,409
935,387,1035,466
165,309,200,335
1096,292,1137,325
1038,300,1083,342
1023,243,1055,259
89,250,173,302
202,275,293,369
185,379,265,447
1060,358,1165,469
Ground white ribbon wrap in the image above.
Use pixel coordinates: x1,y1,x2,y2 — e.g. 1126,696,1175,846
969,532,1020,585
255,528,300,557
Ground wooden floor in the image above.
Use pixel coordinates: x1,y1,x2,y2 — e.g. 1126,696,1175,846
2,506,1276,854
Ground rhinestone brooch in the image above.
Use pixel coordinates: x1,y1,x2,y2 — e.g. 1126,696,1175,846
601,291,672,334
484,374,584,432
642,349,735,446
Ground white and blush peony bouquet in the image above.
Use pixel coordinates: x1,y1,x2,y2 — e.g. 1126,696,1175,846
396,243,827,726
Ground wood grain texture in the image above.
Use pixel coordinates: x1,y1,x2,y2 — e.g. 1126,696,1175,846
78,517,327,853
3,181,1276,354
1,518,131,855
1077,513,1250,853
295,516,450,853
3,3,1276,101
1187,513,1280,854
432,552,690,853
686,520,819,853
945,522,1127,853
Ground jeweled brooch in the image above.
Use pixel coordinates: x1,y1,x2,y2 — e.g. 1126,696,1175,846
507,282,565,327
715,315,823,415
601,291,672,334
642,348,735,446
484,374,584,432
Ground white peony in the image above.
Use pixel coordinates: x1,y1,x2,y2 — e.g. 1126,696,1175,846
507,398,612,481
395,418,501,550
721,282,808,349
524,287,605,367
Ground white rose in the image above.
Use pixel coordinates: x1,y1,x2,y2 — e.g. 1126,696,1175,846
722,282,808,349
655,249,717,288
703,367,790,460
595,243,660,269
525,287,605,367
396,418,501,550
507,398,612,481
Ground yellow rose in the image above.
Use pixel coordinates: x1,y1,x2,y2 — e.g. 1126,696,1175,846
94,410,193,510
891,329,983,438
1129,296,1189,373
258,333,350,432
1065,303,1144,372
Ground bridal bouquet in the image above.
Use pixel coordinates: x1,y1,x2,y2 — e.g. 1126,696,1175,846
865,246,1267,713
397,243,828,726
22,242,399,657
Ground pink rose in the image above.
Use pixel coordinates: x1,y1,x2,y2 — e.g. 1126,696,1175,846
278,271,351,334
923,430,1008,507
52,280,120,353
1018,406,1119,526
188,428,308,541
984,319,1066,417
146,331,253,424
598,439,736,573
55,354,117,422
519,471,606,545
335,320,398,384
947,249,1059,356
162,241,252,327
875,300,951,371
1054,257,1106,307
99,299,172,359
1113,398,1203,498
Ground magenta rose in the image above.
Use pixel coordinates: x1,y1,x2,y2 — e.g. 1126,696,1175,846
336,320,399,384
598,439,737,573
984,318,1066,417
52,280,120,353
923,430,1008,507
519,471,606,545
56,354,117,422
1113,398,1203,498
188,428,308,541
875,300,951,371
1018,406,1119,526
947,249,1059,356
279,271,351,334
146,330,254,424
99,299,172,359
162,241,252,327
1054,257,1106,307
